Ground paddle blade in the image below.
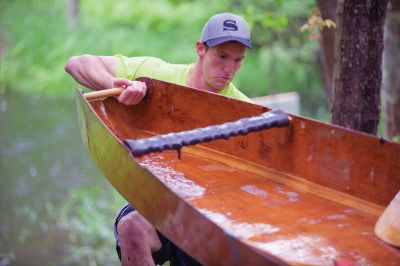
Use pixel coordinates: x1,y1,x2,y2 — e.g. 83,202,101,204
374,191,400,247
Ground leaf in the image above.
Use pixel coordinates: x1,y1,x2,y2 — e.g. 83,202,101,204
324,19,337,29
311,7,320,15
308,14,319,26
300,24,309,32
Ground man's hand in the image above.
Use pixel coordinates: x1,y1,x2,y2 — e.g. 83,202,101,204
113,78,147,106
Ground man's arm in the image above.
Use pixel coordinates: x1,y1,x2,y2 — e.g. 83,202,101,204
65,54,146,105
65,54,116,90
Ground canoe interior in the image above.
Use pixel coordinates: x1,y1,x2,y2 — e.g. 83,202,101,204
77,78,400,265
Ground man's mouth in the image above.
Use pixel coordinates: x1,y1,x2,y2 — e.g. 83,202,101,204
218,77,231,82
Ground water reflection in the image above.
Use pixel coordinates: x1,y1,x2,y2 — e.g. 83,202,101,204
140,155,206,200
240,184,269,200
0,92,122,265
199,209,279,239
250,235,341,265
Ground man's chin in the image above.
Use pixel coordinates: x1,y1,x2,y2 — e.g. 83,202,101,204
213,80,229,90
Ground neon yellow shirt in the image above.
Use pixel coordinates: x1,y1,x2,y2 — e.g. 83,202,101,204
115,55,252,102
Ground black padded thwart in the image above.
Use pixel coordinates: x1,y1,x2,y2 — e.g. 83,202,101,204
124,109,290,157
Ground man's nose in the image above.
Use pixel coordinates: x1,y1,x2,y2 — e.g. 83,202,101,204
224,61,235,75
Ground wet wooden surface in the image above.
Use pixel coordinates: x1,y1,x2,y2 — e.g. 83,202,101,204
77,78,400,265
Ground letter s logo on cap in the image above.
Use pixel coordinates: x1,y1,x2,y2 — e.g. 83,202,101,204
223,20,238,31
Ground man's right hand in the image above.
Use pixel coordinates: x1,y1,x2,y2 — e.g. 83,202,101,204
112,78,147,106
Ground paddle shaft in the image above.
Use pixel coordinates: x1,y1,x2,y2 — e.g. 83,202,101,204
84,88,124,100
124,109,290,157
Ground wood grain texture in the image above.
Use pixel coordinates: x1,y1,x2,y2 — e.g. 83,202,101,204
76,78,400,265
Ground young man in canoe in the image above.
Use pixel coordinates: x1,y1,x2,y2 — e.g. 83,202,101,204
65,12,251,266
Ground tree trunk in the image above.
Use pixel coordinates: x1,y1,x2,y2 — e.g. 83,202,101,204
332,0,389,135
316,0,337,108
382,0,400,140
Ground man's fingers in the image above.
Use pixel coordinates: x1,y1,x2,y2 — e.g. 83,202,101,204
129,82,147,104
116,81,147,105
112,77,133,88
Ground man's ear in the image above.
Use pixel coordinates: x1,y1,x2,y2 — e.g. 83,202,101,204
196,41,206,57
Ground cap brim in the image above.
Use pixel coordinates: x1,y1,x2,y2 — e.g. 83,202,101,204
206,36,251,48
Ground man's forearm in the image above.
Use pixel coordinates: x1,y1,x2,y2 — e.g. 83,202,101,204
65,54,147,106
65,54,116,90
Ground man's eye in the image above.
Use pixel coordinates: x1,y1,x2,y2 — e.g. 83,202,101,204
219,55,226,59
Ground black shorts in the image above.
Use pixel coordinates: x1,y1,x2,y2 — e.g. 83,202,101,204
114,204,202,266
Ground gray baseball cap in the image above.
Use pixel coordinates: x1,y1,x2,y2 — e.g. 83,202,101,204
201,13,251,48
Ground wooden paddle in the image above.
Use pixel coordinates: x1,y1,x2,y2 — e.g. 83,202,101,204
374,191,400,247
83,88,124,100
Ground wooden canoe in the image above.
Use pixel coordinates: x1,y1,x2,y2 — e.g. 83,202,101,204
76,78,400,266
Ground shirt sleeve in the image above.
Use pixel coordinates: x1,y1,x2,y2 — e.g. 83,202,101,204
114,55,145,80
114,55,190,85
114,55,167,80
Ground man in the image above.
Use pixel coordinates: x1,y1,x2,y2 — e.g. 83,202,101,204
65,12,252,266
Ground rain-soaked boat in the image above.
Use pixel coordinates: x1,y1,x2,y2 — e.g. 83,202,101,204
76,78,400,266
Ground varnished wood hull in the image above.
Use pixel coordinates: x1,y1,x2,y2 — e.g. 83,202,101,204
76,78,400,265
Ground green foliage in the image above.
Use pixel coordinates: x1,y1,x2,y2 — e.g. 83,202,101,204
223,0,326,116
56,182,125,265
1,0,326,117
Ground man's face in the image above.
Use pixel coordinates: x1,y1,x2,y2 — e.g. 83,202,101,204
200,41,246,92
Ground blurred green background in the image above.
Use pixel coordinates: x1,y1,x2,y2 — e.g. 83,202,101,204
0,0,325,265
